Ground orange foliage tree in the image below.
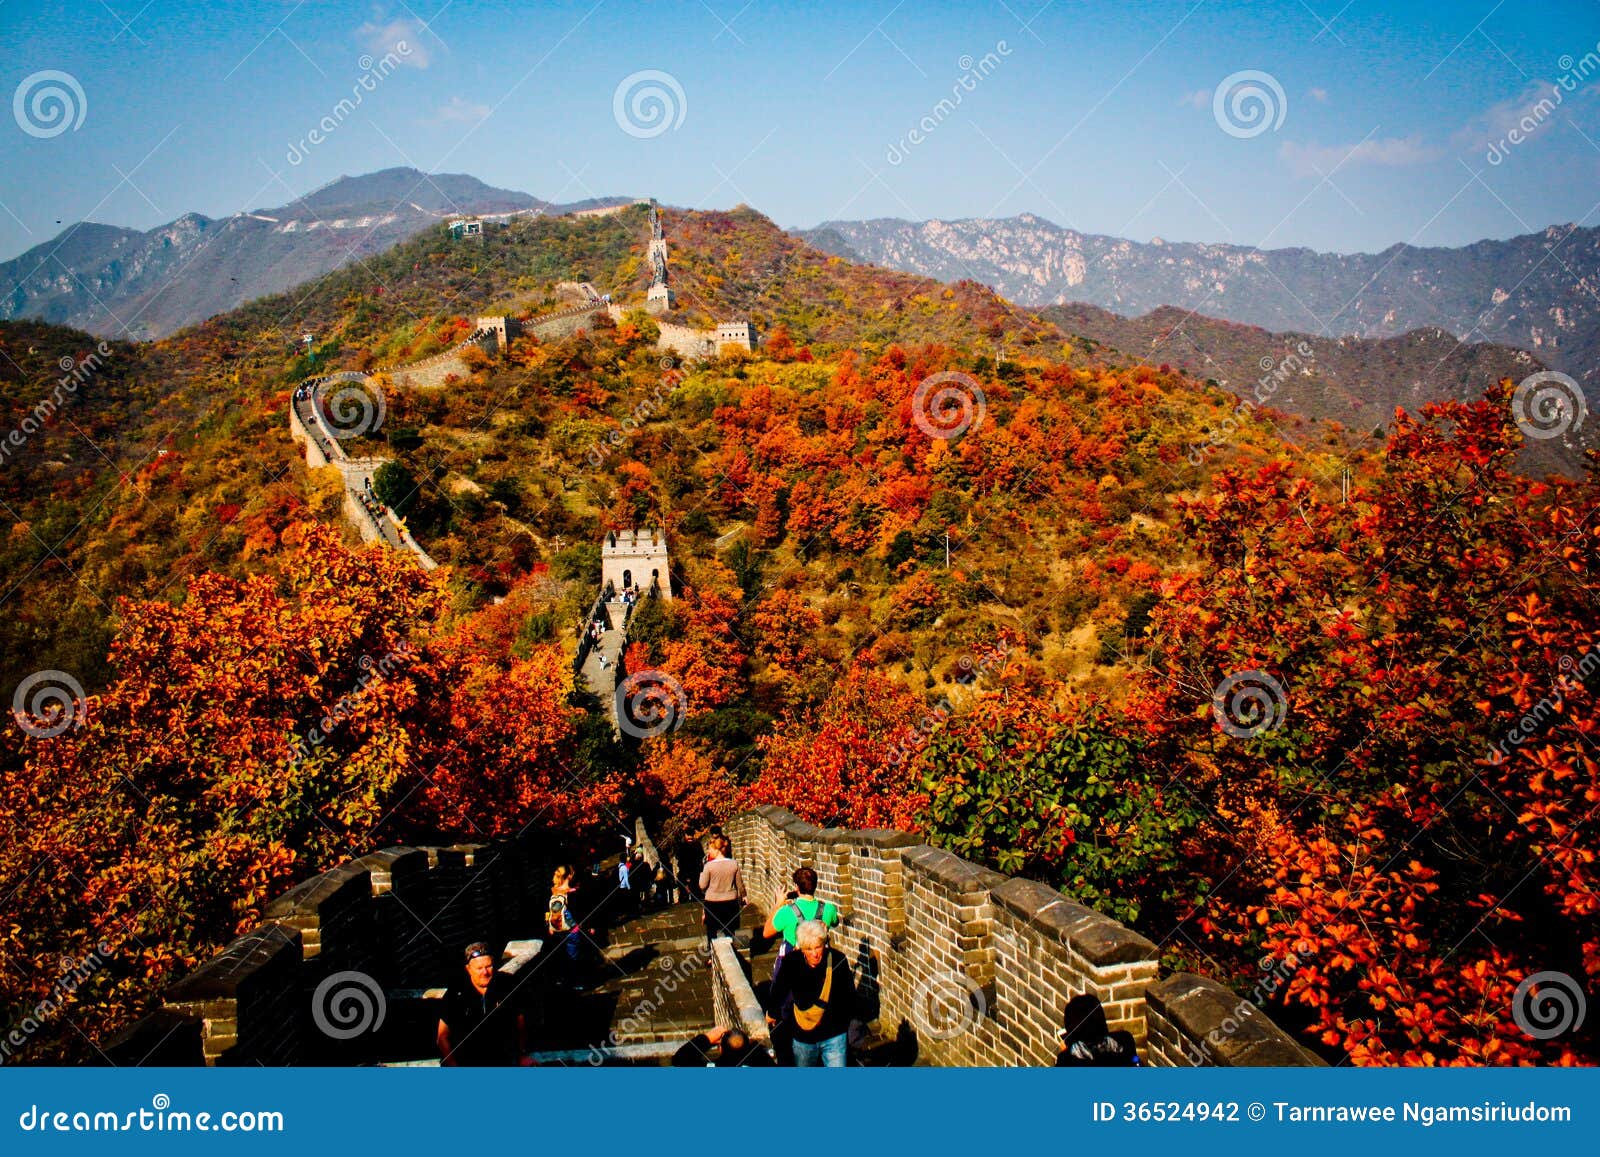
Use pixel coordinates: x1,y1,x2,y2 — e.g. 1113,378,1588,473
0,524,613,1060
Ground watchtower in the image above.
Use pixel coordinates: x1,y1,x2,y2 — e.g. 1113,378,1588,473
601,527,672,600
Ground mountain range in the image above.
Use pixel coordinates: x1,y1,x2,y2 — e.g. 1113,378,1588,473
801,214,1600,392
0,168,629,340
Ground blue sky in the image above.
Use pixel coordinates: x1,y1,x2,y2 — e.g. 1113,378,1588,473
2,0,1599,262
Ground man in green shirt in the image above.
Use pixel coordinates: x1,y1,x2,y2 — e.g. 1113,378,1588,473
764,867,839,950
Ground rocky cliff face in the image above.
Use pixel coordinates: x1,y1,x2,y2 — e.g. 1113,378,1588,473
802,215,1600,391
0,168,628,340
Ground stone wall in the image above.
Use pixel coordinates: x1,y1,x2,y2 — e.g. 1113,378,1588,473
523,303,608,342
287,401,328,468
105,842,547,1067
654,320,717,361
710,939,771,1049
726,806,1320,1067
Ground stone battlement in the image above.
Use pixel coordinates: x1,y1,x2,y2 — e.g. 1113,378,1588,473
106,843,547,1066
726,806,1321,1067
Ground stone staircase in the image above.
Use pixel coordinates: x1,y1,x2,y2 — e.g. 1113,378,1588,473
578,600,630,708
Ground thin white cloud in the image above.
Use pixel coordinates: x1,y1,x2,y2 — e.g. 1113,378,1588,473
1179,88,1209,109
1278,135,1441,177
426,96,491,125
1449,78,1595,154
1309,87,1329,103
357,17,429,68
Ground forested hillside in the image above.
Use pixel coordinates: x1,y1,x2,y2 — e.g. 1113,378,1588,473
3,206,1594,1069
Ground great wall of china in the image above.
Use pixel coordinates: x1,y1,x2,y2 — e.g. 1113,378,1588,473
104,809,1319,1067
223,208,1321,1069
288,202,752,571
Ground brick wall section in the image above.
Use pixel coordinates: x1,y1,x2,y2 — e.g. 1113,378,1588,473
725,807,1315,1067
523,304,608,341
118,839,545,1065
161,923,304,1066
1145,973,1324,1067
354,848,434,985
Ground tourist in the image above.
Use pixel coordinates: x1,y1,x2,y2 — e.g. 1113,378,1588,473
697,835,746,950
436,942,529,1066
763,867,840,980
546,865,589,992
670,1025,774,1067
1054,993,1139,1067
624,851,647,910
768,920,855,1067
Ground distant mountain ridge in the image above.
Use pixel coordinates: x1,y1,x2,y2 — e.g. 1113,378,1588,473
0,168,631,340
800,214,1600,392
1039,302,1588,476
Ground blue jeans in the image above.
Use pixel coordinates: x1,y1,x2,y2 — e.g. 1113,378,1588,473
791,1033,848,1067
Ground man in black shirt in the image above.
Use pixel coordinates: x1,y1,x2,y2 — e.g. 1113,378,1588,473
767,920,856,1066
437,943,529,1066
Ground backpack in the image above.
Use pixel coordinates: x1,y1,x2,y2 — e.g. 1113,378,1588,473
546,892,574,934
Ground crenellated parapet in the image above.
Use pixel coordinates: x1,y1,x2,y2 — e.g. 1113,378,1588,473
105,843,547,1067
725,806,1322,1067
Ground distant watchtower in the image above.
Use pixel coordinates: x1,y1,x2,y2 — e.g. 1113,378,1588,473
602,527,672,601
715,321,756,352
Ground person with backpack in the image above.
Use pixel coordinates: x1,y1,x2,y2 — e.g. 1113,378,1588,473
762,867,840,981
767,920,855,1066
546,865,589,992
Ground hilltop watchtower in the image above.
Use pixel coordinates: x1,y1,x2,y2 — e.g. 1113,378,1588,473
602,527,671,600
